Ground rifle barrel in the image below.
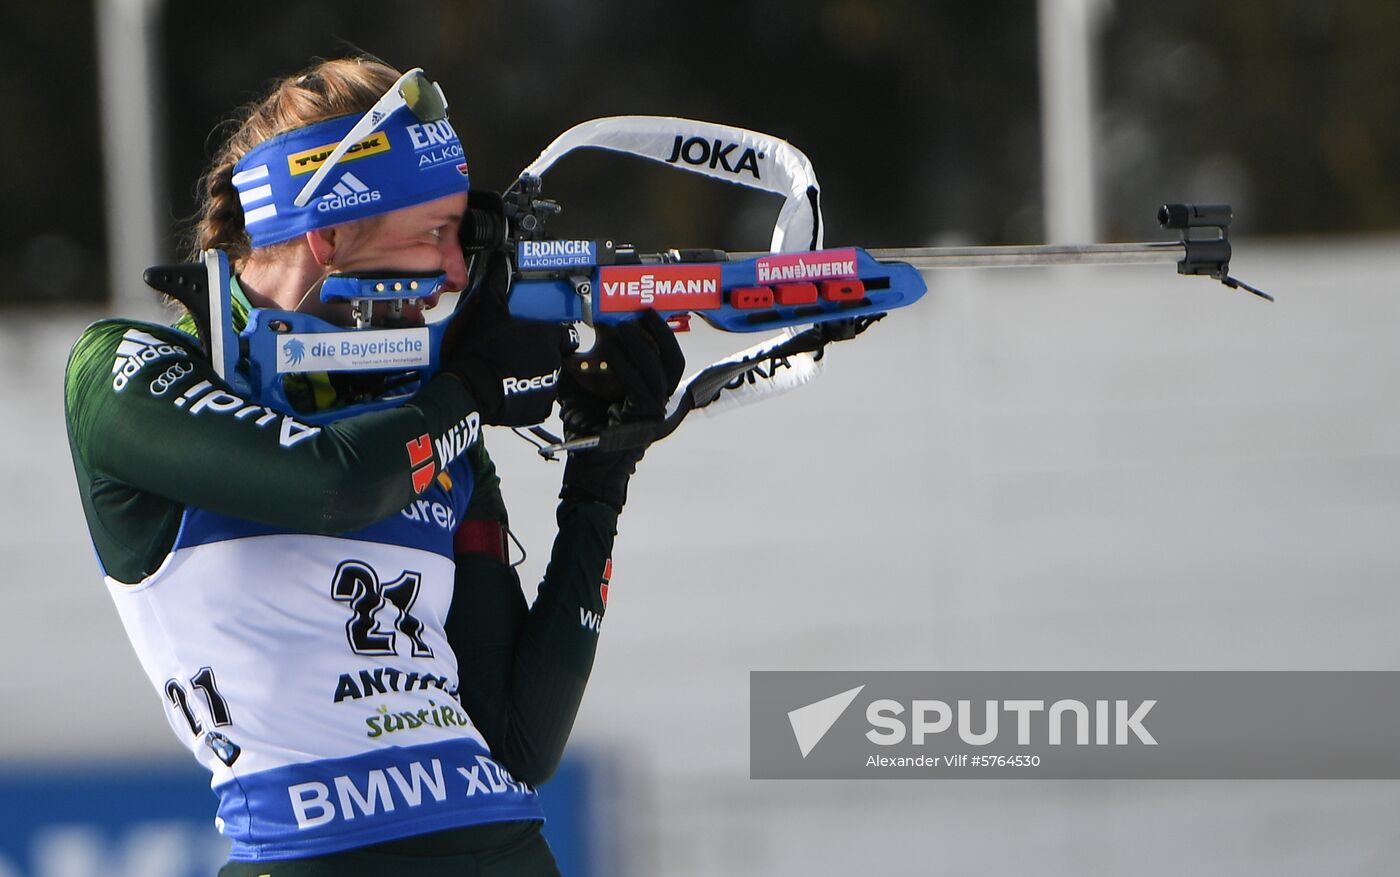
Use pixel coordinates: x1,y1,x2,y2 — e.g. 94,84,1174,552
732,241,1185,270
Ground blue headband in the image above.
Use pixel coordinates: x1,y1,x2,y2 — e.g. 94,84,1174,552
231,106,470,248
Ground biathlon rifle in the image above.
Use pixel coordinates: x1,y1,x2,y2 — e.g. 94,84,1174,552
466,116,1269,456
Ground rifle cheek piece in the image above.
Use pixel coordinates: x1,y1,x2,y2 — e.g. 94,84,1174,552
145,249,460,424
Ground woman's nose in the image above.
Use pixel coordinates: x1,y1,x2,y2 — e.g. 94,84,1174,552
441,240,469,293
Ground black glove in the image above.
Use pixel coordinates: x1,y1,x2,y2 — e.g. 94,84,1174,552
559,310,685,511
441,249,569,426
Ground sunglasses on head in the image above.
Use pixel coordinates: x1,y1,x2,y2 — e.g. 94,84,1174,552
293,67,449,208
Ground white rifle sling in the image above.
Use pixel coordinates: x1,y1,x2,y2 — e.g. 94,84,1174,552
521,115,839,431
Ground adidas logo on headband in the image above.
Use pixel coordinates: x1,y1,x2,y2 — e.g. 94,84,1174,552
318,172,381,213
232,165,383,220
229,103,469,249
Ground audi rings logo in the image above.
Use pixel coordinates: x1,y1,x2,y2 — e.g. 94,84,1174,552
149,361,194,396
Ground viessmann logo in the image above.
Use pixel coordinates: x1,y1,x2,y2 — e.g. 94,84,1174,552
597,265,723,312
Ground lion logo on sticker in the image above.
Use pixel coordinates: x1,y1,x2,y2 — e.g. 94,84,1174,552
283,338,306,366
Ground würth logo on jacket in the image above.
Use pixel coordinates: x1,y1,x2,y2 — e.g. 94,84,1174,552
581,558,612,634
434,413,481,468
405,434,436,494
406,413,481,494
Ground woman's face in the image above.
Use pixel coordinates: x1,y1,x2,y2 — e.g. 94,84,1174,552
319,191,470,325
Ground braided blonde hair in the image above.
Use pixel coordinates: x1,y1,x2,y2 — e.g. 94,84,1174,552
188,57,400,267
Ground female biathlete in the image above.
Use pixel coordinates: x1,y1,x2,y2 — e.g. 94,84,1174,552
64,57,681,876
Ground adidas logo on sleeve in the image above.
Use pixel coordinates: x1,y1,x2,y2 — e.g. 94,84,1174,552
110,328,188,392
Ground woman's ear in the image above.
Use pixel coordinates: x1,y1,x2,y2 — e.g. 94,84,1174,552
305,227,337,267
